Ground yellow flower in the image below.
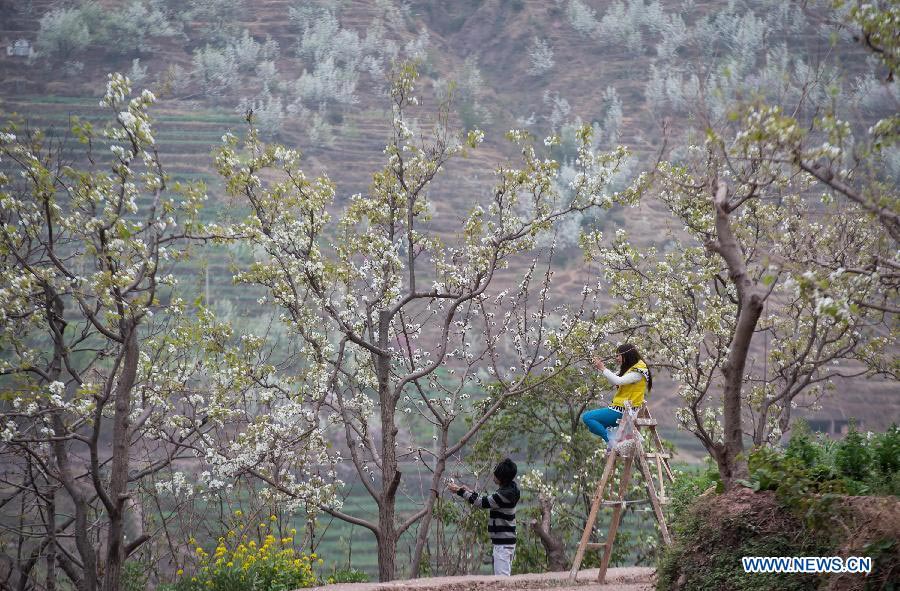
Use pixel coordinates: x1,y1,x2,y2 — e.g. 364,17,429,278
188,536,196,545
290,528,297,535
248,541,256,548
234,509,243,517
269,515,277,521
176,569,184,576
226,562,233,568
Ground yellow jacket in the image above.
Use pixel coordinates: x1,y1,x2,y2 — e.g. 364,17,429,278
610,360,649,408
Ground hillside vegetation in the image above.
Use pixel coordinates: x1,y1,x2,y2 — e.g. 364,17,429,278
1,0,895,434
0,0,896,588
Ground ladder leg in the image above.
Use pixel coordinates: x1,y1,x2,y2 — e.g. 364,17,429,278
636,439,672,545
568,450,617,582
597,453,634,583
656,452,666,499
639,417,667,498
647,422,675,483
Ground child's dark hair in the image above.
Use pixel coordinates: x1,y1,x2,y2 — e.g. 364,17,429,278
494,458,517,484
617,343,652,391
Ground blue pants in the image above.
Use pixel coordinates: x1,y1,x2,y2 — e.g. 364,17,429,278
582,408,623,443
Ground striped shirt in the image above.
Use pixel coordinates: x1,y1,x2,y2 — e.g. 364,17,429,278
456,482,520,545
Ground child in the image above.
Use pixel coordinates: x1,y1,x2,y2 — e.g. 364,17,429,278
447,458,520,577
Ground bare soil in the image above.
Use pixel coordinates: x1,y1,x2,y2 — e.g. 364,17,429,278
305,567,654,591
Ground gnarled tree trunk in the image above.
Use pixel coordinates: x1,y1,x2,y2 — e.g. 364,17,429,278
531,495,567,572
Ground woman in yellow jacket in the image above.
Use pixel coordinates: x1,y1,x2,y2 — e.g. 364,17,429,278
582,343,652,446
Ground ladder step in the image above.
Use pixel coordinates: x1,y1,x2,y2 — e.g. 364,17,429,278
585,542,607,550
601,500,626,507
635,418,658,426
645,452,671,459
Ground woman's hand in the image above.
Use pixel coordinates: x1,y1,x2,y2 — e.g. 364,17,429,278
447,482,464,493
592,357,606,371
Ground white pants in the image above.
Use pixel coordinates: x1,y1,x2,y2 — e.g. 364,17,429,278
492,544,515,576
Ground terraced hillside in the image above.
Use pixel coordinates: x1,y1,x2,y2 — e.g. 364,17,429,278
3,0,893,431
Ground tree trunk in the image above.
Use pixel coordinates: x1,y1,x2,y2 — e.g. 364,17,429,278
377,424,400,583
376,409,401,583
408,430,449,578
752,401,771,447
531,495,567,572
101,327,140,591
51,413,97,591
376,504,398,582
376,311,400,582
46,490,57,591
709,181,763,489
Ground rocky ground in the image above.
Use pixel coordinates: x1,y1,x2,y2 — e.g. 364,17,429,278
307,567,654,591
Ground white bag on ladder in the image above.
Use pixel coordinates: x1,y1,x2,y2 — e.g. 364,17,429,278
614,404,640,455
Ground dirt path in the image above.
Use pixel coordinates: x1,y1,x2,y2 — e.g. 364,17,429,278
307,567,654,591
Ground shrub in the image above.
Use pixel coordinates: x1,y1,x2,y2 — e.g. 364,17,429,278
36,0,181,60
257,60,279,92
186,0,244,45
325,568,369,584
783,419,822,469
173,529,321,591
742,422,900,519
36,7,91,58
527,37,554,76
834,422,874,483
98,0,180,54
566,0,598,36
295,56,360,108
193,45,237,95
666,462,719,527
231,30,260,70
129,58,148,85
872,424,900,477
240,92,285,138
121,561,148,591
162,63,190,95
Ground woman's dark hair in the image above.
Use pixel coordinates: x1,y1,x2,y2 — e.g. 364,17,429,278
617,343,652,391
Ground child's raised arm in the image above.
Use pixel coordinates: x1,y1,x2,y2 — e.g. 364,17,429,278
452,486,515,510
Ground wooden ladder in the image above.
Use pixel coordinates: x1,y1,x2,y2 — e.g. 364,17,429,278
568,404,675,584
